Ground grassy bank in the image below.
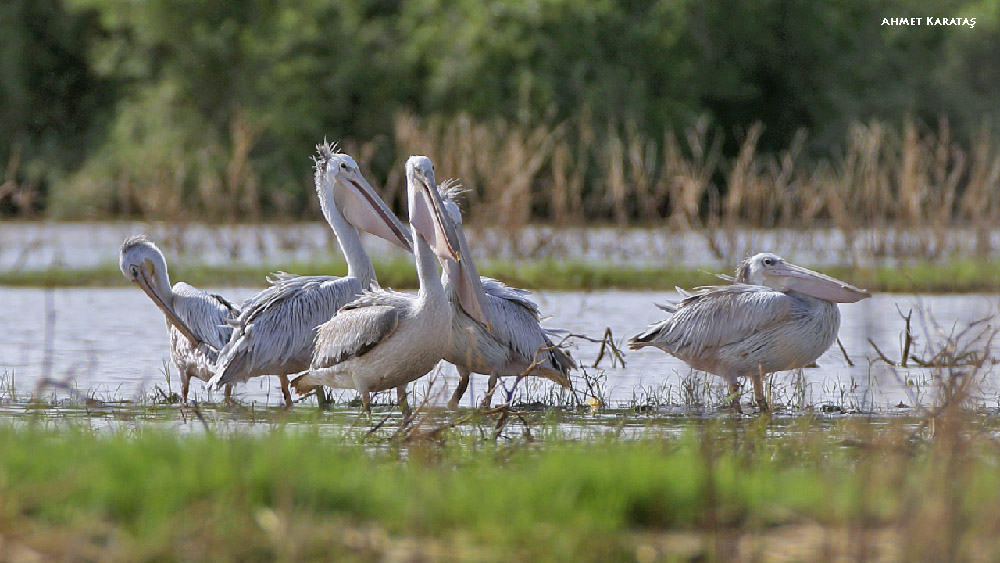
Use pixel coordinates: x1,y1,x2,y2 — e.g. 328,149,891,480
3,256,1000,293
1,412,998,561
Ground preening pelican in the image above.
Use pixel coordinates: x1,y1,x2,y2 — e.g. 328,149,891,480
628,253,871,411
291,156,486,415
436,182,575,408
120,235,239,401
207,143,412,406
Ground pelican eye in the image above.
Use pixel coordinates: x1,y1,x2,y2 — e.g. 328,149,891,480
129,265,140,278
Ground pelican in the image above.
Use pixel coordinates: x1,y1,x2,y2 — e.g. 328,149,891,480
206,142,412,406
291,156,486,415
435,181,575,408
119,235,239,402
628,253,871,411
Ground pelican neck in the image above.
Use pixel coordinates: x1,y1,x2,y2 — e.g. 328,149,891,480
413,225,446,303
320,187,377,288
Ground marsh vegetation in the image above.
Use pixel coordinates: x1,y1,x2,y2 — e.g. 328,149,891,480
0,258,998,561
3,2,1000,559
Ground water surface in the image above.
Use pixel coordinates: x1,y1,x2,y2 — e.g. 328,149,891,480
5,221,1000,271
1,287,995,413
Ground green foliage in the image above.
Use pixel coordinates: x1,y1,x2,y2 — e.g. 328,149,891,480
5,255,1000,293
0,424,835,558
0,0,113,214
0,416,998,560
3,0,999,219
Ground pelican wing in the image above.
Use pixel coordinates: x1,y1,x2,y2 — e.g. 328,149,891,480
171,282,240,354
482,292,545,361
480,282,576,381
629,284,793,356
311,291,411,368
480,277,551,363
481,277,540,317
210,274,363,387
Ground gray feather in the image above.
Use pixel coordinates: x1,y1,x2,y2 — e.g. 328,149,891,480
312,291,409,367
435,180,574,390
629,283,840,382
166,282,240,383
211,273,364,386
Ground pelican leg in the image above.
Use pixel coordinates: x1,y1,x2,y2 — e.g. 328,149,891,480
279,374,293,409
750,372,769,411
480,373,500,409
448,368,472,409
181,373,190,404
396,385,412,420
361,391,372,414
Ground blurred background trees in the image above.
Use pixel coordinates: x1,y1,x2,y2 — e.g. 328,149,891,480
1,0,997,223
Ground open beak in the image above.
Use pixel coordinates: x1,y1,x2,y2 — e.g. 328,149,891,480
764,262,871,303
338,175,413,252
133,265,204,346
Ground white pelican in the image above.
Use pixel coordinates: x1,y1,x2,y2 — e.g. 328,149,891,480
628,253,871,411
291,156,486,414
206,143,412,406
119,235,239,402
435,182,575,408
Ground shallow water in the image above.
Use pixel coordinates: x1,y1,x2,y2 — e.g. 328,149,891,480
0,286,996,413
4,221,1000,271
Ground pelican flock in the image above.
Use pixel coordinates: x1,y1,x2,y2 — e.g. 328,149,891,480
628,253,871,410
122,139,872,415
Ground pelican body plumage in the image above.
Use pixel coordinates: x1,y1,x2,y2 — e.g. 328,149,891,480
206,142,412,406
292,156,486,415
629,253,871,410
436,183,575,408
119,235,239,401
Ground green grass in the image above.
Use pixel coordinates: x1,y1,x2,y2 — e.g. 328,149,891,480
1,412,1000,560
0,258,719,291
3,256,1000,293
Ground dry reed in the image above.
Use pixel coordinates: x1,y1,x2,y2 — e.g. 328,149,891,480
27,112,1000,267
381,112,1000,265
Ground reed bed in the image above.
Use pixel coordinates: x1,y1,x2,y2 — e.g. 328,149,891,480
17,113,999,268
389,114,1000,265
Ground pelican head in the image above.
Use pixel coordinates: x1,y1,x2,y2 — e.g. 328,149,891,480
314,141,412,252
406,156,488,325
737,253,871,303
119,235,202,345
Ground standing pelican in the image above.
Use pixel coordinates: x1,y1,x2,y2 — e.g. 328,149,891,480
435,182,575,408
291,156,486,415
628,253,871,411
119,235,239,402
206,143,412,406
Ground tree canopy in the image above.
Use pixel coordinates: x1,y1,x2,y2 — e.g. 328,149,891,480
2,0,997,219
